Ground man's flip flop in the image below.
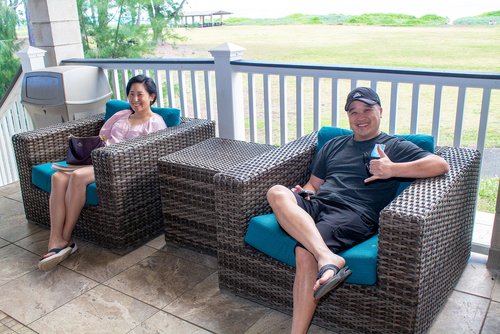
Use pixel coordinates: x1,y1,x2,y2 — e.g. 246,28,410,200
38,246,72,271
314,264,352,299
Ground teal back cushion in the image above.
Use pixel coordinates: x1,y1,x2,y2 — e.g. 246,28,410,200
244,127,435,286
104,100,181,127
317,127,353,150
32,161,98,206
317,127,434,153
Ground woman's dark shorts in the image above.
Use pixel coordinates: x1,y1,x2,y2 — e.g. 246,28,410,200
293,192,377,254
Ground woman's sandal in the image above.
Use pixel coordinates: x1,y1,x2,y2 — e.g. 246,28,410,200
38,246,72,271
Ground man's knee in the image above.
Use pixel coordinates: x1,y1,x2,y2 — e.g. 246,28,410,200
266,185,290,205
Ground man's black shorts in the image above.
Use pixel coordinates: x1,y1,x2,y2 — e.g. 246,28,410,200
293,192,377,254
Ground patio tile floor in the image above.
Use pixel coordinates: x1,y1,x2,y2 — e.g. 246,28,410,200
0,182,498,334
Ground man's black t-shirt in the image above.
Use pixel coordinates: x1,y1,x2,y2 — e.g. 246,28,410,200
311,132,430,223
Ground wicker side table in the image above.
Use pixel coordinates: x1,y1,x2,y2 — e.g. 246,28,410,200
159,137,275,254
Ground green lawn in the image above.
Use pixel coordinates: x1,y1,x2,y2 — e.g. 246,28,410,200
171,25,499,213
172,25,499,148
174,25,500,72
478,178,499,213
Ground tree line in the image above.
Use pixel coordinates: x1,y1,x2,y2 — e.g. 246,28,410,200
0,0,21,100
0,0,186,100
77,0,186,58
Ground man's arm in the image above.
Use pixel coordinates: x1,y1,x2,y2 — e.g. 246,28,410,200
365,146,450,183
292,175,325,194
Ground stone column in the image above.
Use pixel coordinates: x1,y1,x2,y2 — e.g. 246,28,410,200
209,43,246,140
487,179,500,270
26,0,84,67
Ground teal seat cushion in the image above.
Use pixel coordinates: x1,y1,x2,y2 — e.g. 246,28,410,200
32,161,98,206
245,214,378,285
104,99,181,127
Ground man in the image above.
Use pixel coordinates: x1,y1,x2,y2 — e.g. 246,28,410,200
266,87,450,333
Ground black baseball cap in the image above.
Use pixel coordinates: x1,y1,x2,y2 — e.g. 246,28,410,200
344,87,381,111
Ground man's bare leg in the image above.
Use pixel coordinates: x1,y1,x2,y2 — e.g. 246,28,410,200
267,185,345,273
291,247,320,334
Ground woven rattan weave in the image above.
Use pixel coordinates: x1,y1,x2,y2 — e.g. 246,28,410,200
214,132,481,334
12,113,215,254
159,137,275,255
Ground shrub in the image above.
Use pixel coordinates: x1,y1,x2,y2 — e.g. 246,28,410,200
0,4,21,100
454,16,500,25
346,13,447,26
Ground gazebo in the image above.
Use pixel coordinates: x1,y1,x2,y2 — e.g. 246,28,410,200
180,10,233,27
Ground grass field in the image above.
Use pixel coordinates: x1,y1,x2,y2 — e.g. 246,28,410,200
167,25,499,213
172,25,500,72
167,25,499,148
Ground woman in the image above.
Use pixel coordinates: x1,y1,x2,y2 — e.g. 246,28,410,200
38,75,167,271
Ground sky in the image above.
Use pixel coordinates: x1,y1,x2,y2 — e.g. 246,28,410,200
184,0,498,22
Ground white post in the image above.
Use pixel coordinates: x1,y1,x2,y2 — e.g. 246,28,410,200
209,42,246,140
487,180,500,270
16,46,47,72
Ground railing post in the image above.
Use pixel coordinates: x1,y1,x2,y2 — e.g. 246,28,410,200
487,179,500,270
209,42,246,140
16,46,47,72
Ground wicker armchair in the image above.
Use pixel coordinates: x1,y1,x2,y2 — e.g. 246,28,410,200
214,132,481,334
12,113,215,254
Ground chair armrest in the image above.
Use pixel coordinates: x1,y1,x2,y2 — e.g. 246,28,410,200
215,132,317,245
12,113,104,167
12,113,104,198
377,147,481,294
92,118,215,212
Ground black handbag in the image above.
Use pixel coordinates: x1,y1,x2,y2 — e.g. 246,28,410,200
66,135,105,165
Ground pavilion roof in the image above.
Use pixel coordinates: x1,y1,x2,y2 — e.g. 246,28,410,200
181,10,232,17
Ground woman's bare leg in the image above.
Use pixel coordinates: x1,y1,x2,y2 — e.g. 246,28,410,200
47,171,71,252
62,166,94,241
45,166,94,256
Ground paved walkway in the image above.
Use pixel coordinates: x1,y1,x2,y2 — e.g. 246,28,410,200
1,182,500,333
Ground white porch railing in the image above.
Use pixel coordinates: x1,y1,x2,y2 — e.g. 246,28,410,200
233,61,499,151
60,44,500,151
61,58,219,122
0,68,34,186
1,43,500,189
